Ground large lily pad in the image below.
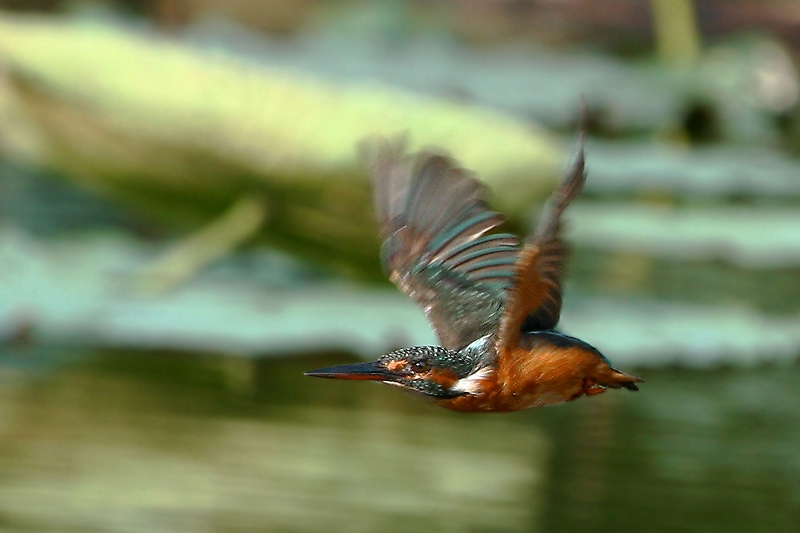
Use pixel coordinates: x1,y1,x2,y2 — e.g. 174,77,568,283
570,203,800,268
583,141,800,198
0,14,561,212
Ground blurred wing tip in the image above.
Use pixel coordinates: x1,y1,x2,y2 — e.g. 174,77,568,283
570,101,588,166
561,128,587,193
358,134,455,169
568,134,586,172
359,134,408,170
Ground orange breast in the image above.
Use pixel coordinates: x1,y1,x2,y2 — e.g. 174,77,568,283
437,338,610,412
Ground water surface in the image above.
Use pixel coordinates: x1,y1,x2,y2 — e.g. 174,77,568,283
0,349,797,532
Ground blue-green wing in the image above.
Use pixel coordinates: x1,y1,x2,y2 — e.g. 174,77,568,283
365,139,520,351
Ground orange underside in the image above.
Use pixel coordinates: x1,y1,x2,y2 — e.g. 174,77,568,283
437,342,634,412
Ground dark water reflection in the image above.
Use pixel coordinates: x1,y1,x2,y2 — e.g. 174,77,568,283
0,350,797,532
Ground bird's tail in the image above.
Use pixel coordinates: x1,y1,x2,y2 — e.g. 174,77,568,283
599,367,644,391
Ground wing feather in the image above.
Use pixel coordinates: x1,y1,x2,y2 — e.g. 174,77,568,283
495,129,587,352
364,138,520,351
365,126,586,356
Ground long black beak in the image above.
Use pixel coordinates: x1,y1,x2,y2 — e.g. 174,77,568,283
304,361,396,381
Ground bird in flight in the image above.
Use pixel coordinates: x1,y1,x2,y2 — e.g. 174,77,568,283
306,129,642,412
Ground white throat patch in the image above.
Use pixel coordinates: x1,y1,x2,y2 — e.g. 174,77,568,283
451,367,494,395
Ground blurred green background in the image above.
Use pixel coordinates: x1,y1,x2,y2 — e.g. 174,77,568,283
0,1,799,531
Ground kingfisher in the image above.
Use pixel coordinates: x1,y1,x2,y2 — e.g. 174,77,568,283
305,128,642,412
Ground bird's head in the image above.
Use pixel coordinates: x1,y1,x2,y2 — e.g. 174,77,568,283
305,346,481,399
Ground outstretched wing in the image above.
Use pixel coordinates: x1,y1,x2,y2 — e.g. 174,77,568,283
495,130,587,351
364,138,520,351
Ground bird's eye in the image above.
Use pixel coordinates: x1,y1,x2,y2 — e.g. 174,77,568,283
410,360,428,373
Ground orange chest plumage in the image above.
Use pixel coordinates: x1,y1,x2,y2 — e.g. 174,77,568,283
437,335,630,413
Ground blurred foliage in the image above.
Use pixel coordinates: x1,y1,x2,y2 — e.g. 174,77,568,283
0,6,798,369
583,140,800,197
179,15,800,144
0,14,562,277
570,203,800,268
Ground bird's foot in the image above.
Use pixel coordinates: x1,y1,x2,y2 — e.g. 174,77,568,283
568,378,606,401
582,378,606,396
